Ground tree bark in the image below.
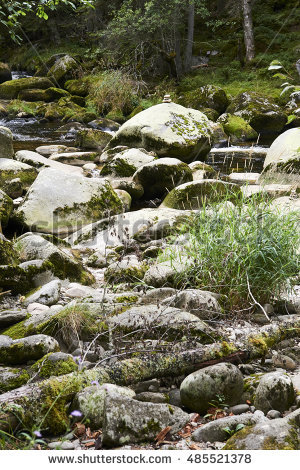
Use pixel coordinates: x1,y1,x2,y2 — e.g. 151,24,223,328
0,315,299,435
242,0,255,62
184,0,195,73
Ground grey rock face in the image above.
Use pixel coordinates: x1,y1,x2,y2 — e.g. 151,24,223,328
161,289,222,320
254,371,295,413
23,280,61,307
0,126,14,159
102,394,189,447
0,334,59,365
180,363,244,413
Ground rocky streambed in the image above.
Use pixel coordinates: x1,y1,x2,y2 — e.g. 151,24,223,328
0,70,299,451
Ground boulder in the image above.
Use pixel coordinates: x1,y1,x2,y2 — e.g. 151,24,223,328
224,408,300,450
0,158,38,196
111,179,144,200
0,63,12,84
192,411,264,443
0,189,13,228
0,234,18,264
107,103,214,162
49,151,98,166
180,363,244,413
64,79,89,97
181,85,230,114
0,334,59,365
0,309,27,329
30,352,78,379
189,161,216,180
259,128,300,186
161,289,222,321
217,113,258,143
226,92,287,136
0,367,30,393
18,87,70,102
108,304,213,343
161,179,240,210
72,384,135,429
143,258,190,288
102,393,189,447
47,55,78,86
133,157,193,198
254,371,296,413
68,207,189,251
0,127,14,159
23,280,61,307
100,148,156,177
104,255,147,283
14,233,94,285
76,129,112,151
14,168,123,235
0,77,53,100
14,150,83,175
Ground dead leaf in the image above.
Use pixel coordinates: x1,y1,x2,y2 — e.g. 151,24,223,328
189,444,201,450
155,426,171,443
73,422,86,437
84,441,95,448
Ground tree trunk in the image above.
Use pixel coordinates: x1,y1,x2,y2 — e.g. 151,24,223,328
0,315,299,435
184,0,195,73
242,0,255,62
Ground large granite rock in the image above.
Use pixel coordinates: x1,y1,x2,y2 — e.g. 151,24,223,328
107,103,215,162
14,168,123,235
0,127,14,159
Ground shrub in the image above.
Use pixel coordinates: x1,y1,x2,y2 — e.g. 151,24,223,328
161,194,299,312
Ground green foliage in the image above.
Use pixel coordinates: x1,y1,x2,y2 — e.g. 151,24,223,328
161,193,300,312
223,423,245,438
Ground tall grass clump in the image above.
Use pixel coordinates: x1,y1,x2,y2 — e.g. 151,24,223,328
162,194,299,313
87,70,140,116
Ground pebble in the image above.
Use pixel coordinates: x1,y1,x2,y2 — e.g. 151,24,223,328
228,404,250,415
48,441,76,450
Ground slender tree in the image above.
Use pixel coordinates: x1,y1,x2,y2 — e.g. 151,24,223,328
242,0,255,62
184,0,195,73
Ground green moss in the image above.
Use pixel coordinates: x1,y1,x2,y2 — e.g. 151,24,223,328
114,295,139,303
0,368,30,393
30,353,78,379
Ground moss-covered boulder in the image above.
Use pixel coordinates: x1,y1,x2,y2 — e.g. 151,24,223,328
18,87,70,102
0,190,13,228
133,157,193,198
217,113,258,143
104,255,148,283
0,158,38,195
14,168,123,235
259,128,300,185
30,352,78,379
254,371,296,413
42,97,85,121
106,109,126,124
72,383,135,429
108,304,213,343
180,363,244,413
224,408,300,450
2,301,110,348
0,234,18,265
111,179,144,200
102,394,189,447
0,63,12,84
0,367,29,393
181,85,230,114
0,127,14,159
0,77,53,100
100,148,156,177
64,79,89,97
14,233,94,285
0,334,60,365
76,128,112,151
161,179,240,210
189,161,217,180
47,55,79,86
107,103,214,162
226,92,287,136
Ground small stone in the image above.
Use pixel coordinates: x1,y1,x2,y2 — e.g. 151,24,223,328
266,410,281,419
228,404,250,415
